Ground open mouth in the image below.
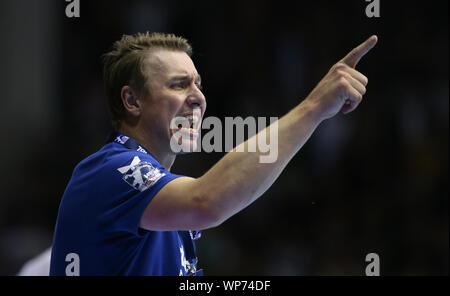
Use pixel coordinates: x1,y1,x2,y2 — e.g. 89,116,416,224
173,113,201,137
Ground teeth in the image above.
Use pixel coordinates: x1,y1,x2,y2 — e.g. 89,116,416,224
184,115,199,127
184,115,199,121
180,127,198,134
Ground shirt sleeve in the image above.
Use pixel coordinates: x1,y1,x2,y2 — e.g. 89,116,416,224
98,152,183,237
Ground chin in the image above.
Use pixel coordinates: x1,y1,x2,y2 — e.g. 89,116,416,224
177,141,198,154
169,128,199,154
169,135,199,154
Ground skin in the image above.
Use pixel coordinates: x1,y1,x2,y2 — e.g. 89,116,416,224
119,36,378,231
119,48,206,169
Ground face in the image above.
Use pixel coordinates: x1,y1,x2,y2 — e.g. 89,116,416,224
139,49,206,154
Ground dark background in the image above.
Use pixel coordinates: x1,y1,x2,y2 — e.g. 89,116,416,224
0,0,448,275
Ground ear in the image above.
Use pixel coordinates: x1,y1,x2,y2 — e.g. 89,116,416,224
121,85,141,118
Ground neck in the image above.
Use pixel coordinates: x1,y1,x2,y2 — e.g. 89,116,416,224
117,123,176,170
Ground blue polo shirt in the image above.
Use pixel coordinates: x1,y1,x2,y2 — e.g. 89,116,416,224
50,140,199,276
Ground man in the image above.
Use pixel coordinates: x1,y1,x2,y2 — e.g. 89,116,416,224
50,32,377,276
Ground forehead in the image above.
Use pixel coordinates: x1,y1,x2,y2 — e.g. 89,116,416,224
144,49,198,78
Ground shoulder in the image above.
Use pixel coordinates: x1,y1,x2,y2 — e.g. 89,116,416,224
101,143,175,193
70,142,176,193
74,142,162,174
102,143,166,176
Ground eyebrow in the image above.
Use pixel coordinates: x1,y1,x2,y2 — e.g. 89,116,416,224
169,74,202,84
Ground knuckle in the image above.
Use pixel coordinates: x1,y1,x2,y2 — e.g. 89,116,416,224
338,77,349,87
336,70,348,78
334,63,346,71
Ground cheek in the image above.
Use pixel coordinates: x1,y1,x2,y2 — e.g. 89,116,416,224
157,94,186,130
148,93,183,116
165,94,186,116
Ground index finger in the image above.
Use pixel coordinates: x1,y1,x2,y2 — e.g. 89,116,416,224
340,35,378,68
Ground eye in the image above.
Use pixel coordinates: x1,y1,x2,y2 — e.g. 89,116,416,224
170,83,185,90
195,83,203,90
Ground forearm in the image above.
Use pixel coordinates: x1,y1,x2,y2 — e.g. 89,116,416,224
140,36,376,231
196,100,323,224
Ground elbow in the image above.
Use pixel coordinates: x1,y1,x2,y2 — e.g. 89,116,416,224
192,193,225,230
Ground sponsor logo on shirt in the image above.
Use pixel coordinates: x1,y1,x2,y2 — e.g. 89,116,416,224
117,156,165,192
137,146,148,154
114,135,130,145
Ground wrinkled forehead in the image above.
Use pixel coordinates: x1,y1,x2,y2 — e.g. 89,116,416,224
144,49,198,79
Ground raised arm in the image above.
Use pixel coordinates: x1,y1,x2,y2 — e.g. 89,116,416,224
140,35,378,231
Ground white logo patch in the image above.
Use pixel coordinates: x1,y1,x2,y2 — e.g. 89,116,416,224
180,246,189,274
117,156,165,192
137,146,148,154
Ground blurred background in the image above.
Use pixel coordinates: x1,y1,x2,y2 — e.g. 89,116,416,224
0,0,447,275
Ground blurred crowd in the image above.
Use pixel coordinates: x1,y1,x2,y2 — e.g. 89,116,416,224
0,0,447,275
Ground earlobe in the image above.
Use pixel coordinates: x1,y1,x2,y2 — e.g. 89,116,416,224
121,85,141,117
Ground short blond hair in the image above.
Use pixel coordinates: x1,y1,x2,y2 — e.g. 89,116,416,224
102,32,193,130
